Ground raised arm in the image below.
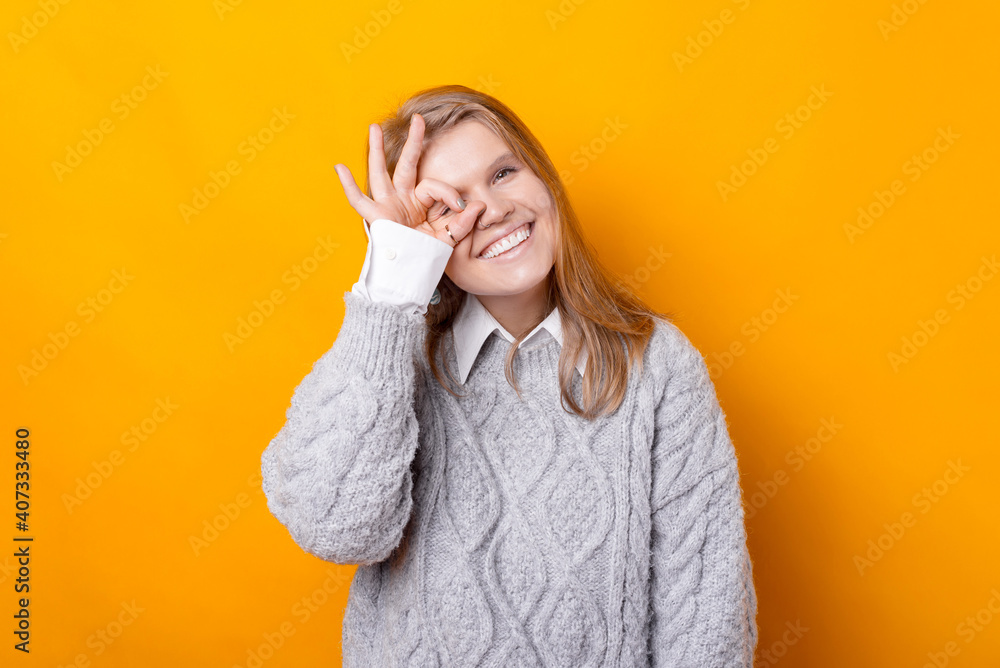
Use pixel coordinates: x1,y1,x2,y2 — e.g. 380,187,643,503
261,290,427,565
266,112,482,564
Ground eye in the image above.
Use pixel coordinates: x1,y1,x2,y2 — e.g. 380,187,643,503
437,166,518,218
494,166,517,183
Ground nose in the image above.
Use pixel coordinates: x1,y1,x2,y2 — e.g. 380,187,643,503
472,191,514,228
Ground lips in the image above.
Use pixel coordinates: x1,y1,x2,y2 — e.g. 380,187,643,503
478,221,533,259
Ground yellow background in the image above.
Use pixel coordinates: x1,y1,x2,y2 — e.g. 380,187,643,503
2,0,998,665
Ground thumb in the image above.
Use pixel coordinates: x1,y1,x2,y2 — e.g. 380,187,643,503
447,200,487,248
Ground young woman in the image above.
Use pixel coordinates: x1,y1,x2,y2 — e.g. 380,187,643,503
261,85,758,667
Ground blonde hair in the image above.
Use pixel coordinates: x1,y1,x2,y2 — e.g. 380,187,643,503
365,85,675,420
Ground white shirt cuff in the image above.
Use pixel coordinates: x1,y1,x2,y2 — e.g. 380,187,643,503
350,218,454,315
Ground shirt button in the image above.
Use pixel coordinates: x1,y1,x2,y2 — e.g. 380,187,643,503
384,248,397,260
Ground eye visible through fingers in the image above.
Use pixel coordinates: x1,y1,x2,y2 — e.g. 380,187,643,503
431,202,453,221
430,165,518,222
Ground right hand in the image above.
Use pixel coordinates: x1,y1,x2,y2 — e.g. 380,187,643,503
333,113,484,249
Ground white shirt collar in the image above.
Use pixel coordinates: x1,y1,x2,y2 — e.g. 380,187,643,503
450,291,588,385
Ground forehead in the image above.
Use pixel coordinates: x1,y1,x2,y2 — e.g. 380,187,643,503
416,120,512,187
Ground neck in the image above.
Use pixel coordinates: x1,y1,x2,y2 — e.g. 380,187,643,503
474,277,551,340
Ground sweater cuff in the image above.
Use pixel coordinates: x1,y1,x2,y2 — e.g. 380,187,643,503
339,290,426,379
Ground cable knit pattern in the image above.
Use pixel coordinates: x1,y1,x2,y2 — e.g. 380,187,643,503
261,290,759,667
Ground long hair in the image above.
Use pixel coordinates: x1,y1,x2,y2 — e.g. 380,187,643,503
364,85,676,420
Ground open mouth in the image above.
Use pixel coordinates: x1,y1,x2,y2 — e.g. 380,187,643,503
479,221,534,260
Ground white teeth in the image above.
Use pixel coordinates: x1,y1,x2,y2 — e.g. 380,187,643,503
482,224,531,259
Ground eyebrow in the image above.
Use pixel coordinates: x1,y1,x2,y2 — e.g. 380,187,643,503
485,151,517,177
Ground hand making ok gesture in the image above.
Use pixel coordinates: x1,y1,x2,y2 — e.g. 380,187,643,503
333,113,485,248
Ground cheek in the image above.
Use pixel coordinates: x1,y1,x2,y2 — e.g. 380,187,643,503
445,242,476,273
535,215,558,249
529,187,554,212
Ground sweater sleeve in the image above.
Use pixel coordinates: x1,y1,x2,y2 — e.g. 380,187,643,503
260,289,428,565
647,327,759,667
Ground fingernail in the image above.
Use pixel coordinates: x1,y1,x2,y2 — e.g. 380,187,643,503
458,198,467,210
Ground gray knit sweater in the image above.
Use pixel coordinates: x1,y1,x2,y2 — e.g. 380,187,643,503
261,291,759,667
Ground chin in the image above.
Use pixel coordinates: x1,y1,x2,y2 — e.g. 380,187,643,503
459,268,552,297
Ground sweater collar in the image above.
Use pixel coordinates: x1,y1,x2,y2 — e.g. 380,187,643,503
451,291,588,385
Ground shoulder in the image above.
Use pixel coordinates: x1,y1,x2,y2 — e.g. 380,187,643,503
643,317,735,473
643,315,714,397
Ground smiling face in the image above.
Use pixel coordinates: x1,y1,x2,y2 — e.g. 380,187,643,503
416,120,558,299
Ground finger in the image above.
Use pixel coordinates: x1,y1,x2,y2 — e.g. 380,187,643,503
413,177,467,222
392,113,425,194
334,163,376,221
367,124,394,201
442,199,486,247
